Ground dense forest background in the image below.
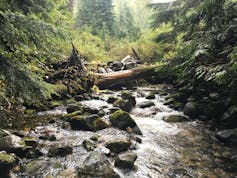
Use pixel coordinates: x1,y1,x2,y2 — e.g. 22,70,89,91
0,0,236,127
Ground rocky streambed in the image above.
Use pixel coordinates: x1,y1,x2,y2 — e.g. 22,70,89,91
0,86,237,178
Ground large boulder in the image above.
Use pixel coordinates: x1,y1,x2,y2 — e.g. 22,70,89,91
184,102,198,118
105,139,131,153
137,101,155,108
77,152,120,178
110,110,142,135
216,129,237,147
0,153,16,176
114,152,137,169
70,115,108,131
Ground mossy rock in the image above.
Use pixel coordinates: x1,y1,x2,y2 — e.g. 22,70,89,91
23,137,38,147
70,116,94,131
49,101,62,109
110,110,137,130
163,115,189,123
70,115,106,131
145,92,156,99
113,99,133,112
107,96,118,104
60,110,82,122
105,139,131,153
93,118,109,131
137,101,155,108
24,160,48,174
114,152,137,169
0,129,8,138
0,153,16,174
121,92,136,106
221,106,237,128
82,140,95,151
78,152,120,178
66,104,82,114
48,144,73,157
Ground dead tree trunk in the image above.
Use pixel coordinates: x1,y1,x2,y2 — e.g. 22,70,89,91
132,47,141,61
68,41,86,71
95,65,158,89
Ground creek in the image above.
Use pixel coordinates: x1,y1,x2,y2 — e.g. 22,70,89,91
14,86,237,178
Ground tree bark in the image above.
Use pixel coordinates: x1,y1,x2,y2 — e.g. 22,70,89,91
94,65,158,89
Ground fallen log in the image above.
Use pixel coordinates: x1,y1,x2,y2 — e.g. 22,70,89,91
94,65,159,89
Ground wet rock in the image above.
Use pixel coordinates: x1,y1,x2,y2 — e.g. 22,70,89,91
93,118,109,131
109,107,120,113
164,98,175,107
49,135,57,141
57,169,77,178
24,160,49,175
145,92,155,99
23,137,38,147
24,148,43,159
48,144,73,157
209,92,220,101
12,130,29,138
113,99,133,112
66,104,81,114
163,115,189,123
131,136,142,143
114,152,137,169
105,139,131,153
137,101,155,108
60,111,82,122
83,140,95,151
77,152,120,178
107,96,118,104
184,102,198,118
0,130,24,151
198,100,225,119
121,92,136,106
82,106,99,114
70,115,108,131
216,129,237,146
0,153,16,176
221,106,237,128
83,93,91,100
90,135,100,142
74,95,84,101
98,109,106,117
39,135,49,140
187,96,196,102
110,110,142,134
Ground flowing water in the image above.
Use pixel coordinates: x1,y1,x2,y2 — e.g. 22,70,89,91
16,87,237,178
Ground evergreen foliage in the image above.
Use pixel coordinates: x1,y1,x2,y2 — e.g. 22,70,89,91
150,0,237,86
76,0,114,37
